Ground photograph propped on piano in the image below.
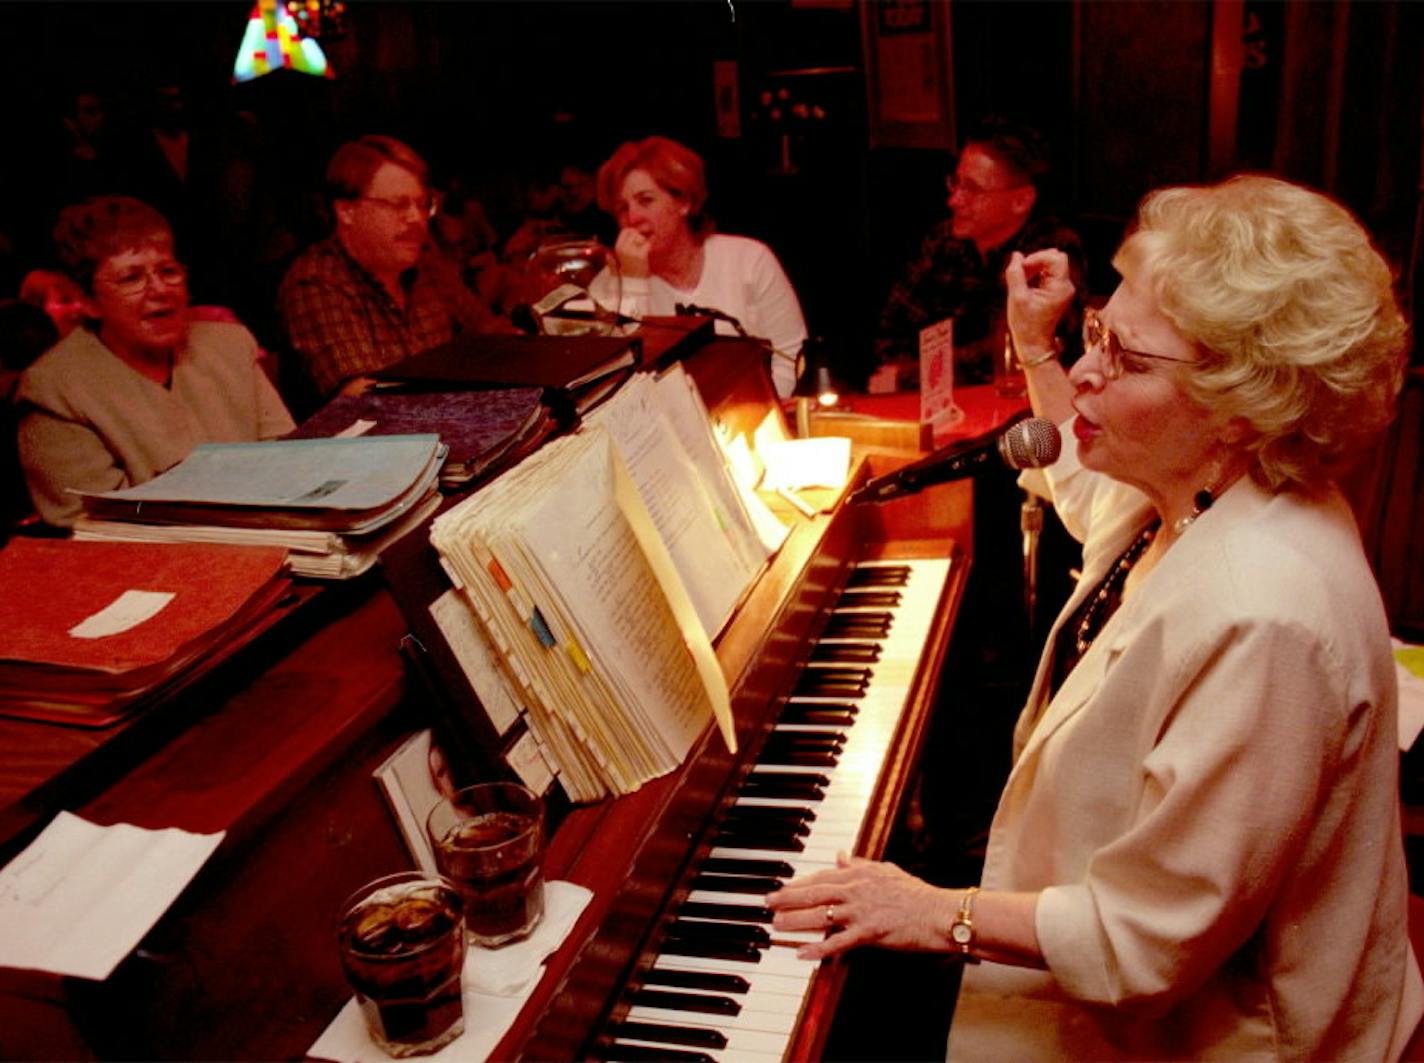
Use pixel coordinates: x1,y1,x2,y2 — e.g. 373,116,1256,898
769,174,1423,1062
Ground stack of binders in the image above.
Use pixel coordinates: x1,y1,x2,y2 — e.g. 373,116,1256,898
0,538,292,725
73,435,446,579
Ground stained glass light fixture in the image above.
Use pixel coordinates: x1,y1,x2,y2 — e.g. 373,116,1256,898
232,0,335,84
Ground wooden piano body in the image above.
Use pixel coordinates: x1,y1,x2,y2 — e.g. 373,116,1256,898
0,338,973,1061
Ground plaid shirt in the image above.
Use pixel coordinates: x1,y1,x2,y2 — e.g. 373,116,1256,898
876,212,1088,383
278,235,498,397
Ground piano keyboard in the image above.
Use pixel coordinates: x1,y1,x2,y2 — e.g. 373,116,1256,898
597,557,953,1063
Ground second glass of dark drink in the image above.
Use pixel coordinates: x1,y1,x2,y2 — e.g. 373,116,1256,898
426,781,546,947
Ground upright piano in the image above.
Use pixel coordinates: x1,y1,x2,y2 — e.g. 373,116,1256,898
0,337,973,1061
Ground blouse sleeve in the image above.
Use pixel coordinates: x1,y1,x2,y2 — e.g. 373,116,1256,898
740,243,807,399
1034,613,1351,1012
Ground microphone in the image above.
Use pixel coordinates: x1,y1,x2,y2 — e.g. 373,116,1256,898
848,415,1062,504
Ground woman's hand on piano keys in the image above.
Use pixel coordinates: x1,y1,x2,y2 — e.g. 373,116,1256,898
766,853,961,961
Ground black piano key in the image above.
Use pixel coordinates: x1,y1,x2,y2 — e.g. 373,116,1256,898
690,873,785,894
799,665,872,685
810,641,882,664
713,830,805,853
631,988,742,1016
777,702,858,725
659,938,764,963
761,733,844,753
722,805,816,826
836,589,902,609
846,564,910,587
755,748,840,768
641,969,750,994
719,814,811,836
609,1021,728,1050
698,857,796,878
793,669,871,698
679,901,773,924
747,770,831,788
739,780,825,802
822,613,893,639
666,920,771,946
596,1043,717,1063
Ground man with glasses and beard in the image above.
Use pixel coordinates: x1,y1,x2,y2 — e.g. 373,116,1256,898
875,117,1088,386
278,135,503,404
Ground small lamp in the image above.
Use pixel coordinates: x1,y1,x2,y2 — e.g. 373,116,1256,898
793,336,840,437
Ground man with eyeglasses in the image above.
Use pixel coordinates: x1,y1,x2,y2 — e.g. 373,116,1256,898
278,134,503,406
875,116,1088,386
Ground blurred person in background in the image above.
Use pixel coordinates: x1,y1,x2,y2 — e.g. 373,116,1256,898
278,134,503,402
876,116,1087,386
592,135,807,397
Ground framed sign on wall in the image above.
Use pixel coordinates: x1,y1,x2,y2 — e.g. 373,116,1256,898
860,0,954,150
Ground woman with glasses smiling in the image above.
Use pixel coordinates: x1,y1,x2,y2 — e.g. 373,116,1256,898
15,195,293,527
769,175,1420,1060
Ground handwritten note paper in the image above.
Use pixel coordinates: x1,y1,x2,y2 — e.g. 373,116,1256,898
0,811,224,980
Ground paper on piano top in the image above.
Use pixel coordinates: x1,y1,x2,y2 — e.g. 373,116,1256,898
0,811,224,980
758,437,851,492
721,433,791,554
309,880,592,1063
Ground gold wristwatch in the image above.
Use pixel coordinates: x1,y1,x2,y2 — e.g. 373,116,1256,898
949,886,981,962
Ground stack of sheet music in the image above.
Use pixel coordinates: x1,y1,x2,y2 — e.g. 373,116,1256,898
428,366,781,801
0,538,291,726
73,436,445,579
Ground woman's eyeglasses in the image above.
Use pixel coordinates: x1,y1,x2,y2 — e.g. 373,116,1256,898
98,262,187,297
1083,307,1197,379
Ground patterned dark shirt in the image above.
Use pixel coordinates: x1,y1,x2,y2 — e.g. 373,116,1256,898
876,212,1089,384
278,235,499,397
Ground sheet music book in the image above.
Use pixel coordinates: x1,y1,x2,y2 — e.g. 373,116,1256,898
418,364,767,799
80,436,445,535
0,539,291,725
73,491,441,580
432,427,729,800
289,387,550,487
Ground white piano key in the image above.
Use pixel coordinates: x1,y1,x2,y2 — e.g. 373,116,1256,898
654,945,818,980
608,1034,784,1063
626,1001,798,1036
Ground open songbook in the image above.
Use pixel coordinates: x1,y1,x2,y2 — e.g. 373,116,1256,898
428,366,777,801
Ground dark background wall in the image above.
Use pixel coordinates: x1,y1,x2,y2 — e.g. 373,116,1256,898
2,0,1421,376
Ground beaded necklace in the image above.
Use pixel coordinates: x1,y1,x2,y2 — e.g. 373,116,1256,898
1074,521,1159,655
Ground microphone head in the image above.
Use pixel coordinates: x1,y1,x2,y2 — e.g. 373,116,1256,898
998,417,1062,470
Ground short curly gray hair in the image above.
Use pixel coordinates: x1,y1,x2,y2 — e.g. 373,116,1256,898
52,196,173,295
1115,174,1409,493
